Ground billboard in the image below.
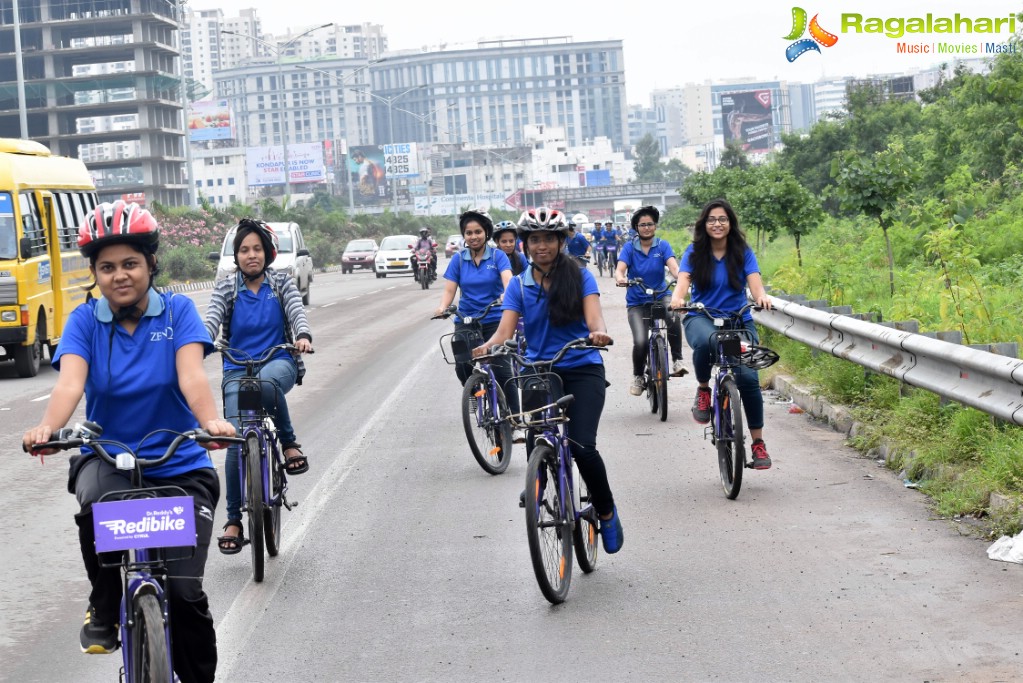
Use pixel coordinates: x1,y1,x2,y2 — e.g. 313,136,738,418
720,90,774,152
347,145,390,205
584,169,612,187
246,143,325,186
188,100,234,141
382,142,420,178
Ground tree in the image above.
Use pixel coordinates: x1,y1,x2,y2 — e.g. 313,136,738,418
663,158,693,184
718,142,750,170
832,141,919,295
633,134,664,182
738,167,822,265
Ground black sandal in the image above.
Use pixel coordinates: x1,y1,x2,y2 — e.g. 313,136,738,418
217,520,246,555
282,443,309,475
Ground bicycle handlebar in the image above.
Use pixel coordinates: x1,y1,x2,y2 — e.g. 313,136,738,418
216,342,311,368
618,278,676,296
673,301,762,320
432,298,502,322
23,421,246,468
482,336,611,367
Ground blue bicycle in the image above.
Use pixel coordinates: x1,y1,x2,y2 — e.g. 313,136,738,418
218,343,301,582
492,337,610,603
622,278,678,421
25,422,243,682
677,302,779,499
435,300,518,474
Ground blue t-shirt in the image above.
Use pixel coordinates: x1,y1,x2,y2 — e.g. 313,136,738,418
224,280,291,372
503,266,602,369
599,228,619,247
679,244,760,321
566,233,590,257
53,290,215,478
443,244,511,324
618,237,676,307
510,250,529,272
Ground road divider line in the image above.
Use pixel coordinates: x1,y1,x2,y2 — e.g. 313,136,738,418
320,302,338,308
346,296,360,301
216,342,440,676
31,394,50,402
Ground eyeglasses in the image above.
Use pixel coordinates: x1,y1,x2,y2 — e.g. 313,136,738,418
636,222,657,228
706,216,730,225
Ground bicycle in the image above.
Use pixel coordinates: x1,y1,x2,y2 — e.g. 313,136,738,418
675,302,779,499
218,343,303,582
434,299,514,474
488,337,611,604
603,241,619,278
621,278,678,422
25,421,243,682
594,243,608,277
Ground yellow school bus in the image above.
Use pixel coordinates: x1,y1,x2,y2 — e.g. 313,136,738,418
0,138,98,377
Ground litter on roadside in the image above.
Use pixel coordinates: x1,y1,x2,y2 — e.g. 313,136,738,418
987,530,1023,564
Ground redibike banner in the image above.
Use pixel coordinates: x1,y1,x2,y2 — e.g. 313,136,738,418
246,143,326,186
93,496,197,552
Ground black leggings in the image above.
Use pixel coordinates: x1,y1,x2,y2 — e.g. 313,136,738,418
627,301,683,376
73,457,220,683
453,320,518,412
526,364,615,516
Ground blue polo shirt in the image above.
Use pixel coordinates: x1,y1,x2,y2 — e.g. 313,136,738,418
443,244,511,324
618,237,676,307
224,279,290,372
679,244,760,321
53,290,215,478
503,266,602,369
511,250,529,272
565,233,590,257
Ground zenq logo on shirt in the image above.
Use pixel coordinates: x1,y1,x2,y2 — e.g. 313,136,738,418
149,326,174,342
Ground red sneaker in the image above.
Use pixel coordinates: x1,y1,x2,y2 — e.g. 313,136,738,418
692,387,712,424
751,438,772,470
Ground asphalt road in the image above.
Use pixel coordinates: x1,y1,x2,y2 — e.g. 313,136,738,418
1,260,1021,682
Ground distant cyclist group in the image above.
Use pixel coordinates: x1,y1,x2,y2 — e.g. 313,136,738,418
18,194,777,671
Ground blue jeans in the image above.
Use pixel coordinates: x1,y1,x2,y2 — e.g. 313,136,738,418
222,358,298,521
683,315,765,430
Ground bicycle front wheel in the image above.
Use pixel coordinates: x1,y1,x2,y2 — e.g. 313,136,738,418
130,592,170,683
461,372,512,475
525,445,572,604
653,336,669,422
717,377,745,499
264,442,283,557
245,434,266,582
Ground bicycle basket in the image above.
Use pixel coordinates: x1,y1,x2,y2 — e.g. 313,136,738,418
448,327,484,364
237,379,262,412
649,302,668,321
740,344,780,370
711,330,744,366
512,372,565,424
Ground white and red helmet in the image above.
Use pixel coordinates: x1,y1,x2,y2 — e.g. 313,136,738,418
78,201,159,259
516,206,568,237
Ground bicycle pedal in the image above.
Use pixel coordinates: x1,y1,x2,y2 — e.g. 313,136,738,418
703,426,714,442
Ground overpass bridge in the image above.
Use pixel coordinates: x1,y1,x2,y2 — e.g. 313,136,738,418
531,181,683,217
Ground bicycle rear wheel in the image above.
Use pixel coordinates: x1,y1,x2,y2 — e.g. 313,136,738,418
653,336,669,422
264,442,283,557
596,251,604,276
525,445,572,603
245,434,266,581
717,377,745,500
461,372,512,474
572,461,598,574
130,592,170,683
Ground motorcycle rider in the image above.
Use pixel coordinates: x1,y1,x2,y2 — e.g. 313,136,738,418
412,227,437,281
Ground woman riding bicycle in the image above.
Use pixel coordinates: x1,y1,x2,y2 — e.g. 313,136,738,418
494,220,528,276
614,206,687,397
474,206,624,554
204,219,314,554
669,198,774,469
21,201,235,683
433,208,513,386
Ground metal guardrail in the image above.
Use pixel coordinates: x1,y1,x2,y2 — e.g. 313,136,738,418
753,296,1023,426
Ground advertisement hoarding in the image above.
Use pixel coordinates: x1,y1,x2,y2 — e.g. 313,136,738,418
720,90,774,152
347,145,390,205
246,143,325,186
382,142,420,178
188,100,234,141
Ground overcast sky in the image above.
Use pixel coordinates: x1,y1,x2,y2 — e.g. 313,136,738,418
199,0,1020,104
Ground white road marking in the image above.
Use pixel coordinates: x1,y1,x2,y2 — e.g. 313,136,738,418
345,296,360,301
319,302,337,308
215,343,440,677
31,394,50,402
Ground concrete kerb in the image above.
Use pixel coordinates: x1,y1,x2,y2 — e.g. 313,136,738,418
770,373,1022,523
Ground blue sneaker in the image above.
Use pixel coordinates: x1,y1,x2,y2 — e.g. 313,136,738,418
599,506,624,554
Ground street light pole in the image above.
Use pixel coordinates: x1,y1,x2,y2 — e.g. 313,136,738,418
222,23,332,201
12,0,28,138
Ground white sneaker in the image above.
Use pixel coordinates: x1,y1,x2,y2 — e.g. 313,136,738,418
671,359,688,377
629,375,645,396
512,429,526,444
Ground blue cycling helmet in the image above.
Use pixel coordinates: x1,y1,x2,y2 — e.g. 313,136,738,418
493,220,517,239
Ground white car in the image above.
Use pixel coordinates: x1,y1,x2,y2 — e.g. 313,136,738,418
209,221,314,304
374,234,417,278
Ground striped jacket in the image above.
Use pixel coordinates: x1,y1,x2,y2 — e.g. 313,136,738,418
204,268,312,384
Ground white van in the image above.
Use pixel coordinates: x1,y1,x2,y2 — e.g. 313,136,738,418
209,221,314,305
